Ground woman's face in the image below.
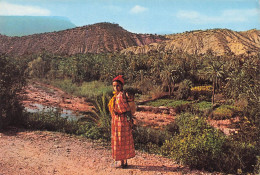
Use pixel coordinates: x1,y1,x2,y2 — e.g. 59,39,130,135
113,81,122,92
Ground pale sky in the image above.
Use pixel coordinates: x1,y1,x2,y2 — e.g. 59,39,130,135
0,0,259,34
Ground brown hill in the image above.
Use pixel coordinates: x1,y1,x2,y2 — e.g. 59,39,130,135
120,29,260,56
0,22,166,56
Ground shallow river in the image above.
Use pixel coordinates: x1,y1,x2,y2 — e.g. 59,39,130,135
24,103,84,121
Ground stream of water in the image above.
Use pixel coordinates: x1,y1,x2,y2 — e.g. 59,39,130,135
25,103,84,121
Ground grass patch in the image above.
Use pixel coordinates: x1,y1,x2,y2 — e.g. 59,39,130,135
145,99,190,108
48,79,112,100
76,81,112,99
193,101,212,111
212,105,235,120
167,100,190,108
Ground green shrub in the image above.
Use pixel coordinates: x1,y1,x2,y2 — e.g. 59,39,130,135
175,79,192,100
91,92,112,141
133,126,170,154
145,99,170,107
0,56,27,129
190,85,212,101
22,109,86,133
193,101,212,111
212,105,235,120
160,112,258,173
220,140,258,174
22,110,106,140
231,116,259,145
164,122,179,136
167,100,190,108
161,113,226,171
149,85,165,99
254,156,260,174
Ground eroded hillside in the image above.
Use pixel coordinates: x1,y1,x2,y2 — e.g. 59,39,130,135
0,22,166,56
121,29,260,56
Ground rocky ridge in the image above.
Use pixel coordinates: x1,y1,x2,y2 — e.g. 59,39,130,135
121,29,260,56
0,22,166,56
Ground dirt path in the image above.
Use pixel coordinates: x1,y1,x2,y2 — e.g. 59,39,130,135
0,129,214,175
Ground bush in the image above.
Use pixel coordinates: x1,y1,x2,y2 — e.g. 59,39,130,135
254,156,260,174
190,85,212,101
212,105,235,120
91,92,112,141
23,109,82,133
175,79,192,100
164,122,179,136
220,140,258,174
0,56,27,129
160,112,258,174
161,113,226,171
22,110,106,140
193,101,212,111
133,126,170,154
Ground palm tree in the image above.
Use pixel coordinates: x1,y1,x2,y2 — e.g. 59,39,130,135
160,64,184,96
199,57,224,105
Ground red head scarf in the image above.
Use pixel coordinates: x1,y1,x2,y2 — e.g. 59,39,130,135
113,75,124,85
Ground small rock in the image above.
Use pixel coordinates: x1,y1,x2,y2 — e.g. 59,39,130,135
54,145,61,148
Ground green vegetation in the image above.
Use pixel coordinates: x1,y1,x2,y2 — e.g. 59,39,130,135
161,113,257,173
22,110,105,140
193,101,212,111
0,56,27,129
49,79,112,100
1,50,259,174
212,105,235,119
146,99,190,108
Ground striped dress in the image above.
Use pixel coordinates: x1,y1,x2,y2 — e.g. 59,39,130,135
110,91,135,161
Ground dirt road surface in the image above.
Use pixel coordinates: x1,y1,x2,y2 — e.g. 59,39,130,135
0,128,216,175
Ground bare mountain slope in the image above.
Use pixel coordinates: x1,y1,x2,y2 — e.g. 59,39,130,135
0,22,166,56
121,29,260,56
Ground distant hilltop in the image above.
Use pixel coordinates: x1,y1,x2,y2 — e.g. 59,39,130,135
0,22,259,56
0,16,76,36
0,22,166,56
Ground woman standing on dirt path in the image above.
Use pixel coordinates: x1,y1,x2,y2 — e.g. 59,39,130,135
108,75,135,168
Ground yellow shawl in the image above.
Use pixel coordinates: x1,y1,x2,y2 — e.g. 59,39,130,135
108,91,117,114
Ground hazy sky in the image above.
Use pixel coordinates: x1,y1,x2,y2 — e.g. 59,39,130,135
0,0,259,34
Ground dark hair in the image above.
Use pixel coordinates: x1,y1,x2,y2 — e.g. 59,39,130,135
124,87,140,95
113,80,123,86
